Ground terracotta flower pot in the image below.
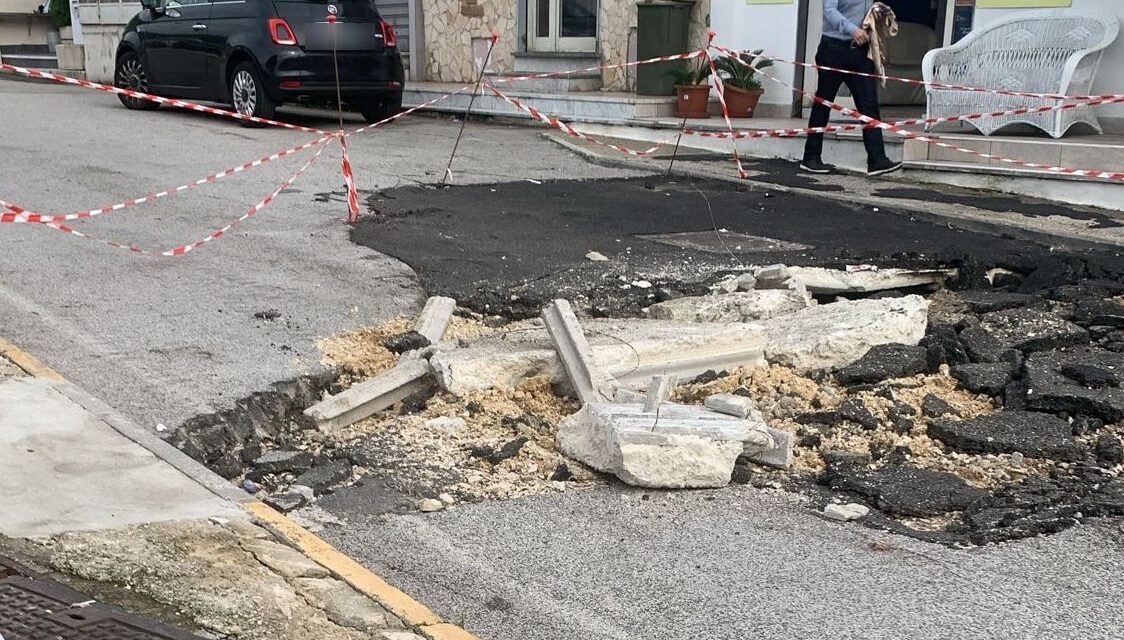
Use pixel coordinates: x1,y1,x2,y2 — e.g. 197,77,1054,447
723,86,764,118
675,84,711,119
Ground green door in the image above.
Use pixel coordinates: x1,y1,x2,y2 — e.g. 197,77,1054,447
635,1,693,96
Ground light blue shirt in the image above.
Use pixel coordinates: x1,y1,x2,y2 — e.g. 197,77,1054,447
823,0,873,42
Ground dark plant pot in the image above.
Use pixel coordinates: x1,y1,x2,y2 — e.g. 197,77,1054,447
675,84,711,119
724,86,764,118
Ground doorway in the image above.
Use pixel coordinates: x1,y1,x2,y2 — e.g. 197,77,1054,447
527,0,599,53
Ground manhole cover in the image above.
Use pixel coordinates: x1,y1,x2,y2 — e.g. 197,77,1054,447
0,556,203,640
638,231,812,254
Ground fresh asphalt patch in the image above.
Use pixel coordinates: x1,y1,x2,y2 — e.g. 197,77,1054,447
351,175,1115,318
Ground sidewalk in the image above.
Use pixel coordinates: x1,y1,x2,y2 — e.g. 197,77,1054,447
0,342,474,640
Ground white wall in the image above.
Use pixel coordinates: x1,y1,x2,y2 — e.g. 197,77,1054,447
974,0,1123,124
710,0,801,115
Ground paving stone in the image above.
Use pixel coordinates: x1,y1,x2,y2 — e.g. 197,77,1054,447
252,450,313,475
969,308,1090,356
835,343,929,384
825,461,989,517
292,460,353,495
1025,347,1124,422
955,290,1040,313
929,411,1084,461
951,363,1012,396
1074,298,1124,328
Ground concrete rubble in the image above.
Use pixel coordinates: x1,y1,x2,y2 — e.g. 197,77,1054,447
787,266,957,295
543,298,793,488
646,289,812,323
431,295,930,394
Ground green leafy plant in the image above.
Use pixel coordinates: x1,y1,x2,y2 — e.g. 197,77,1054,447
715,49,773,92
666,60,711,87
47,0,71,29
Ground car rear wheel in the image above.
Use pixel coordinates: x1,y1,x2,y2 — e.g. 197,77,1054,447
229,61,276,125
359,98,401,125
115,52,159,111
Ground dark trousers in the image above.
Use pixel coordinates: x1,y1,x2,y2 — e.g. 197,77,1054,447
803,37,888,163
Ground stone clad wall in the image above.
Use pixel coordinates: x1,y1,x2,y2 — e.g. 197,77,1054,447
422,0,518,82
420,0,710,89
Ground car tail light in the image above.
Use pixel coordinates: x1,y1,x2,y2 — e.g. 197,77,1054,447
269,17,297,46
279,80,302,88
380,19,397,48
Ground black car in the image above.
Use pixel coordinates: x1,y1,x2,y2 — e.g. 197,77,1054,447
114,0,405,123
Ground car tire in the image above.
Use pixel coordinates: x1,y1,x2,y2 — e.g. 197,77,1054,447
229,61,276,125
359,98,401,125
114,51,159,111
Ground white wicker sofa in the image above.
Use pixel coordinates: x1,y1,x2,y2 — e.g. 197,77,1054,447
922,10,1119,138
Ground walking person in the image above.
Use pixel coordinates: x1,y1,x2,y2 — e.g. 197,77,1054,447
800,0,903,176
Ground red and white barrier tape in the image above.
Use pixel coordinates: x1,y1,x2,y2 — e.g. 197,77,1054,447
339,136,360,223
704,34,747,178
0,62,333,133
0,134,332,224
41,140,330,256
489,49,707,86
724,48,1124,103
680,95,1124,141
485,84,680,156
716,46,1124,181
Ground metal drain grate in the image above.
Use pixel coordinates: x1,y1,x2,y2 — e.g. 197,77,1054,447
0,557,204,640
638,231,812,254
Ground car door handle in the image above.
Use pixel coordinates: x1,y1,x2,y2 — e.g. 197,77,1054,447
192,23,207,30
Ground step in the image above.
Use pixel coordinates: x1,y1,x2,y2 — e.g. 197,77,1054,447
0,44,52,55
902,160,1124,210
0,54,58,69
486,71,602,93
403,83,676,122
513,52,601,74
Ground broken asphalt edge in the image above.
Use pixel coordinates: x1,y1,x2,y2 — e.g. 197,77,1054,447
542,132,1124,253
1,332,481,640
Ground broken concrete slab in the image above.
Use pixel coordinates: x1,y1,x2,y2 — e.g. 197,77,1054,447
1024,347,1124,422
643,375,677,413
432,297,929,394
787,266,956,295
304,359,435,431
556,402,752,488
835,344,929,384
542,299,618,404
763,296,930,372
929,412,1084,461
431,318,767,395
414,296,457,344
646,290,811,323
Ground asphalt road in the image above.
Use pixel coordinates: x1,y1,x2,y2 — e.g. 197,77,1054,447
324,484,1124,640
0,79,639,428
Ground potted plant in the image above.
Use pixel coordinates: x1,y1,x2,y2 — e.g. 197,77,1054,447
667,60,712,119
715,49,773,118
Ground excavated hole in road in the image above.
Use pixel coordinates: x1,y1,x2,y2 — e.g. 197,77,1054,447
171,177,1124,545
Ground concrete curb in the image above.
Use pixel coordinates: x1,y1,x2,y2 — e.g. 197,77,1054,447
246,501,481,640
545,131,1124,252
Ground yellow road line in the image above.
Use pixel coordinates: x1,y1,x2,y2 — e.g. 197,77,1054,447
0,335,64,380
245,501,480,640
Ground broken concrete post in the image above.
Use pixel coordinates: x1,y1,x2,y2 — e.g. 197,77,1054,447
414,296,457,344
744,426,794,469
704,394,759,420
643,375,678,413
304,359,434,431
556,403,751,488
541,299,617,404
